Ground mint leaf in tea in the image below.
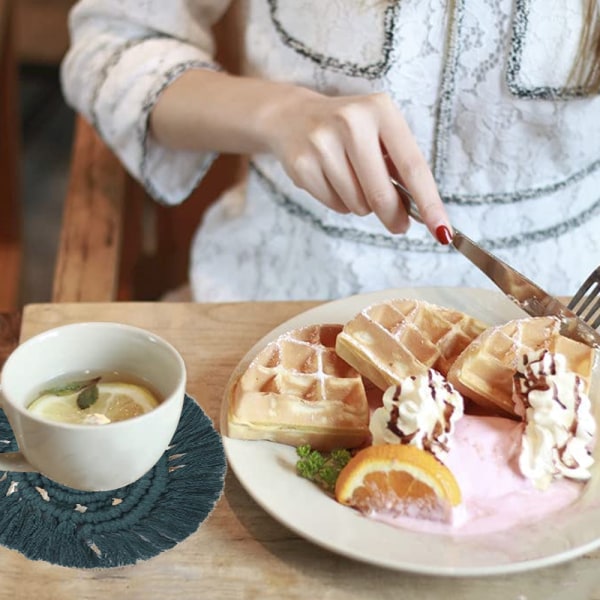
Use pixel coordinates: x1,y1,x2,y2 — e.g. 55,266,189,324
28,373,160,425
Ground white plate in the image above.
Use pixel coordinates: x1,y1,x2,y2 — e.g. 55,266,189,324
221,287,600,577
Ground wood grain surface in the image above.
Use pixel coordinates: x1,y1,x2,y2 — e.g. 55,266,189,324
0,310,21,368
0,301,598,600
0,0,22,312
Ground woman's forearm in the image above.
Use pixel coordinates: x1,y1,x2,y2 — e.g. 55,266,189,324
149,69,314,154
149,68,451,240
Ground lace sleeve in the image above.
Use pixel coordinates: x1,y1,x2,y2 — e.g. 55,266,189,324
60,0,232,204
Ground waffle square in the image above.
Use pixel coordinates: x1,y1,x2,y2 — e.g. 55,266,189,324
335,299,488,391
447,316,596,417
227,324,369,450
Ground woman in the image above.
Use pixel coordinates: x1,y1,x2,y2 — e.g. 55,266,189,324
61,0,600,300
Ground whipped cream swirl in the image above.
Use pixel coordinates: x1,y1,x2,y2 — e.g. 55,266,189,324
370,369,464,457
514,350,596,490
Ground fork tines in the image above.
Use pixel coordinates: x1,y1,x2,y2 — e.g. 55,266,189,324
568,266,600,329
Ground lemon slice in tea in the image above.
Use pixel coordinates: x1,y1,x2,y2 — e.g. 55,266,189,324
28,382,159,425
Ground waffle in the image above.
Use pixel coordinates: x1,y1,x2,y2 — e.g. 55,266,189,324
446,316,596,417
227,324,369,450
335,299,488,392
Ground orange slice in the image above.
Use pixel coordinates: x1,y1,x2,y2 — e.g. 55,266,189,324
335,444,461,519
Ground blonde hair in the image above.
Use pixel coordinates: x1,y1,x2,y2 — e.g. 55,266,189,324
571,0,600,93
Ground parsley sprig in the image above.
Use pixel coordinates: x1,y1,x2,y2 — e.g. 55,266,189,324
296,444,352,493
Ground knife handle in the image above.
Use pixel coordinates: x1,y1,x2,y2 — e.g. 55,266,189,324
390,177,424,225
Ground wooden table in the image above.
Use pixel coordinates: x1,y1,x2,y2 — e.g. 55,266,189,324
2,302,600,600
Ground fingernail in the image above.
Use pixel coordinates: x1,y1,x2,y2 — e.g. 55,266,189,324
435,225,453,245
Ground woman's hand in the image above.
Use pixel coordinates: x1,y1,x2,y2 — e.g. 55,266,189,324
151,71,452,243
261,88,452,242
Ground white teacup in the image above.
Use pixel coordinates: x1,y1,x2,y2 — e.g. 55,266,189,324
0,322,186,491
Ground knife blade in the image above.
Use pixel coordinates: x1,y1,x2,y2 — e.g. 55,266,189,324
452,230,600,349
389,176,600,348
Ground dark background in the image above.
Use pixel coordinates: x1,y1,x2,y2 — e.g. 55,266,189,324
15,0,76,303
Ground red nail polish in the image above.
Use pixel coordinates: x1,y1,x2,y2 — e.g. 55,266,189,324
435,225,453,245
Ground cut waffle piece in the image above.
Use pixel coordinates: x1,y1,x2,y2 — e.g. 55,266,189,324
446,316,596,417
227,324,369,450
335,298,488,391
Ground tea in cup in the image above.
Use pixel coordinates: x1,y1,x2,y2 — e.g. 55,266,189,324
0,322,186,491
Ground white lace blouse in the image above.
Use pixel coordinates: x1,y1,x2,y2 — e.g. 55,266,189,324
61,0,600,300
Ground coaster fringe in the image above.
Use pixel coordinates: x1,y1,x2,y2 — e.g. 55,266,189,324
0,396,226,568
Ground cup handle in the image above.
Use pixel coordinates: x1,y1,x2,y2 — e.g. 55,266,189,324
0,386,36,472
0,452,35,472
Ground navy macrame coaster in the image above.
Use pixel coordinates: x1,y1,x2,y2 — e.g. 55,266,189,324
0,394,226,568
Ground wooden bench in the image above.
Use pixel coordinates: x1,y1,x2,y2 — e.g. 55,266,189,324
0,0,22,312
52,5,244,302
53,118,242,301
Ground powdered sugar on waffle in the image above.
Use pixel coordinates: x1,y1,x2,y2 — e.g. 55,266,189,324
228,324,370,450
335,299,488,392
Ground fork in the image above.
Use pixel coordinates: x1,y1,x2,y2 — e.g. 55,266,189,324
568,266,600,330
390,176,600,345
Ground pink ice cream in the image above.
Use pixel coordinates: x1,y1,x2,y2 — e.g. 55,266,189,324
369,415,583,536
366,366,589,536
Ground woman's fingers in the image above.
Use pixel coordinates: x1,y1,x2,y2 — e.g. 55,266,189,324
274,90,451,242
311,130,372,216
305,96,409,229
379,104,452,241
287,124,372,216
344,133,410,233
287,152,350,214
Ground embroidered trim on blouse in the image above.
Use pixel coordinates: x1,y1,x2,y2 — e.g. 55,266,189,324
251,162,600,251
90,35,159,135
432,0,464,182
267,0,400,79
139,60,219,204
430,0,600,201
506,0,596,100
443,157,600,205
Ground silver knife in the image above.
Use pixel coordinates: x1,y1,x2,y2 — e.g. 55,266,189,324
452,230,600,348
390,177,600,349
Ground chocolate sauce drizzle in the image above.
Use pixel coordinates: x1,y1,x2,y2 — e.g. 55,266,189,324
515,350,588,470
385,372,456,453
